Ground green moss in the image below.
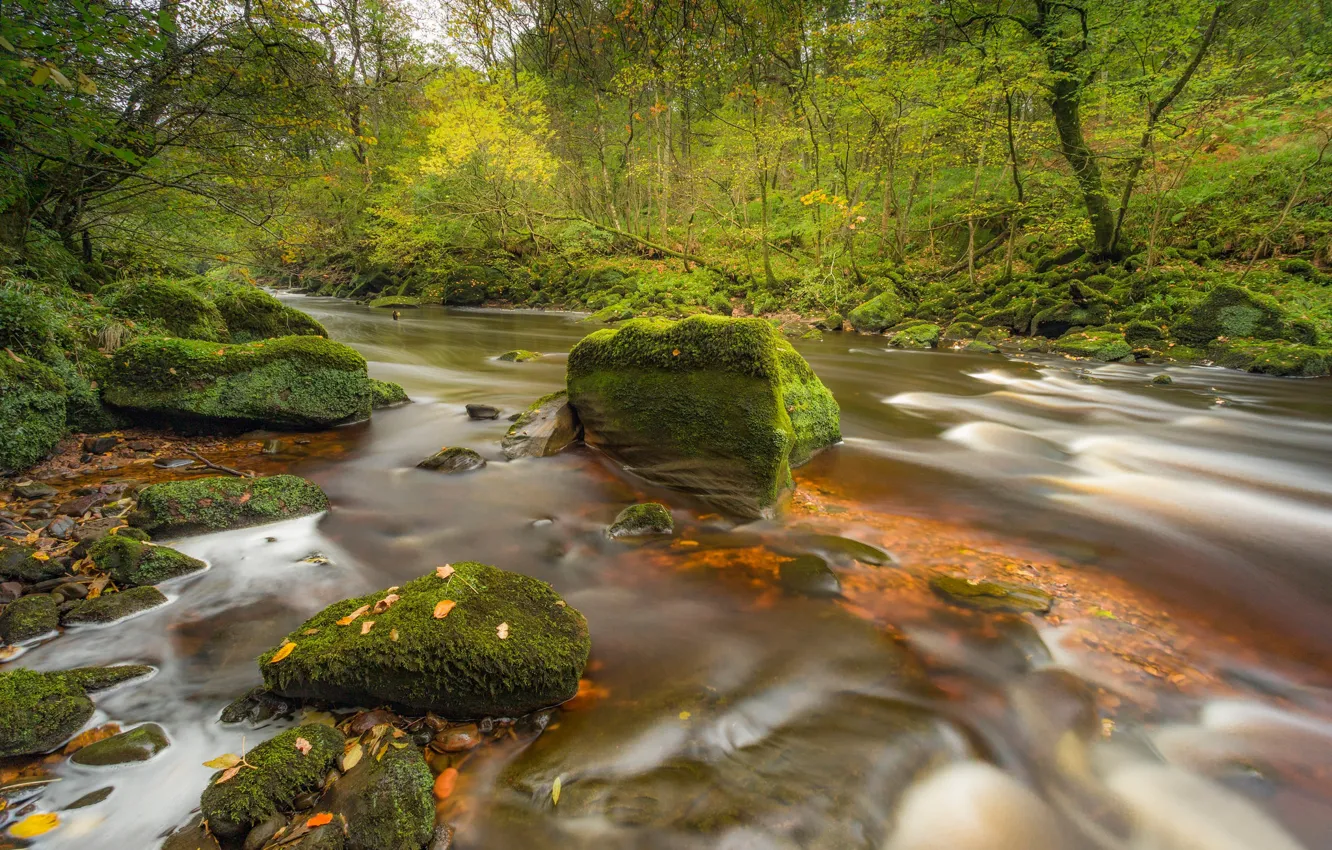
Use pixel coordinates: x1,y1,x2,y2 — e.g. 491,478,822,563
209,284,327,342
818,313,844,331
103,335,373,428
567,316,840,518
592,304,634,323
259,563,590,718
888,323,941,349
1173,282,1289,344
1054,331,1133,361
847,291,906,333
1210,339,1332,377
130,474,330,536
1124,320,1166,346
323,740,434,850
0,593,59,643
498,349,541,362
70,722,169,765
608,503,674,538
930,575,1053,614
368,295,421,309
370,378,410,408
0,356,66,474
0,668,93,756
88,536,206,586
61,664,154,691
102,279,230,342
943,321,982,341
63,585,167,625
199,724,344,839
1,543,68,583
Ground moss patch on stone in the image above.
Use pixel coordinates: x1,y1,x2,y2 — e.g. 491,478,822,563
0,593,59,643
62,664,154,691
321,738,434,850
129,474,329,537
102,279,230,342
1,542,69,583
0,355,66,474
567,315,840,518
259,562,590,718
1210,339,1331,377
209,284,327,342
0,668,93,756
607,503,673,538
103,335,374,429
62,585,167,625
1054,331,1132,361
501,391,581,459
888,323,941,349
370,379,410,408
70,722,169,765
199,724,344,840
417,446,486,473
847,291,906,333
368,295,421,309
1172,282,1293,345
930,575,1053,614
498,349,541,362
88,536,206,586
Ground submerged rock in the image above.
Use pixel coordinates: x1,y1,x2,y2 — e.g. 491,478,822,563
607,503,674,538
319,738,434,850
465,403,501,420
63,586,168,625
103,336,377,429
88,536,205,586
70,723,169,765
12,482,58,500
1152,373,1174,385
567,316,841,518
501,391,581,460
786,533,893,566
417,447,486,473
930,575,1053,614
259,563,590,718
0,593,59,643
129,475,329,537
0,666,150,757
497,349,541,362
778,554,842,598
199,724,344,841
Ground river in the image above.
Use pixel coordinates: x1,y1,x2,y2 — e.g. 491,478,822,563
14,297,1332,849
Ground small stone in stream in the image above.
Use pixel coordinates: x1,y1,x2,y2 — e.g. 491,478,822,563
466,403,501,420
88,536,205,586
199,724,344,841
930,575,1054,614
71,517,125,549
417,446,486,473
130,475,330,536
54,582,89,601
0,582,21,603
64,787,114,809
347,708,400,736
262,439,285,455
497,349,540,362
435,723,480,752
58,494,104,516
778,554,842,598
290,791,319,811
786,534,893,566
219,686,297,725
13,482,57,500
83,435,120,454
1152,373,1174,385
243,813,288,850
153,457,197,469
501,391,582,460
162,815,222,850
0,593,60,643
607,503,674,538
47,515,76,539
318,737,434,850
70,723,169,765
429,824,456,850
61,586,167,625
61,664,154,692
128,440,155,452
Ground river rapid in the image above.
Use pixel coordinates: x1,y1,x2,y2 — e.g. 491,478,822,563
13,297,1332,850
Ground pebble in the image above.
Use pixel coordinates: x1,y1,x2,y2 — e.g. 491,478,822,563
465,404,501,420
83,435,121,454
12,482,57,500
47,516,76,539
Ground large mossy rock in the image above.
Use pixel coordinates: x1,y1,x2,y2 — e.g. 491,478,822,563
130,475,329,537
208,284,328,342
0,593,59,643
0,356,66,474
1054,330,1132,362
848,290,907,333
501,391,581,459
88,535,206,586
1210,339,1332,377
62,585,167,625
103,336,375,429
199,724,344,840
259,562,590,718
1173,282,1292,345
102,279,230,342
320,740,434,850
0,665,151,757
566,316,841,518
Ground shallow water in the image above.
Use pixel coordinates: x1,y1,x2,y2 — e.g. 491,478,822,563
11,300,1332,849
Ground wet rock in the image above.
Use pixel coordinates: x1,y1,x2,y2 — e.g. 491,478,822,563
370,378,411,410
62,585,167,625
153,458,197,469
567,316,840,518
260,563,590,718
428,824,455,850
319,739,434,850
282,823,345,850
70,722,169,765
242,813,288,850
465,403,501,420
65,786,114,809
497,349,541,362
70,517,134,554
0,668,149,756
83,435,121,454
930,575,1053,614
58,493,105,516
54,581,89,601
786,533,893,566
220,686,298,725
199,724,345,841
0,543,67,583
965,340,1000,354
0,581,21,603
432,723,480,752
129,475,329,537
88,536,205,586
501,391,581,460
778,555,842,598
0,593,59,643
63,664,154,692
128,440,155,452
607,503,674,538
262,439,286,455
417,447,486,473
47,515,77,539
346,709,401,736
162,815,223,850
1152,373,1174,385
13,482,57,500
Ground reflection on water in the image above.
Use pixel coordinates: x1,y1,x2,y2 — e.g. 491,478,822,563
10,299,1332,849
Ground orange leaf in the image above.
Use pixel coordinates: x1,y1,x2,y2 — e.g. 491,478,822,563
216,765,241,784
269,641,296,663
433,600,456,619
360,620,374,635
336,604,371,626
372,593,399,614
305,812,333,828
435,565,454,580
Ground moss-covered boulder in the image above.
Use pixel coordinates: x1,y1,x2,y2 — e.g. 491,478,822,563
607,503,673,538
259,563,590,718
103,336,375,429
417,446,486,473
0,356,66,474
498,349,541,362
1211,339,1332,377
319,739,434,850
103,279,230,342
567,316,841,518
199,724,344,841
0,665,150,757
62,585,167,625
889,323,941,350
501,391,581,460
1124,320,1166,346
209,284,327,342
817,313,844,331
848,291,906,333
0,593,59,643
1054,331,1132,362
1173,283,1289,345
70,722,169,765
88,536,206,586
129,475,329,537
1,542,68,583
930,575,1053,614
369,379,409,409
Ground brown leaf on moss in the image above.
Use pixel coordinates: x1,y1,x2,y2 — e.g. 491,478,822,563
433,600,456,619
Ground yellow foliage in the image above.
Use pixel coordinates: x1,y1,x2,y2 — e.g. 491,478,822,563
419,69,557,186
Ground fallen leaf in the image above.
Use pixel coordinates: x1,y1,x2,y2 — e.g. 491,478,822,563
203,753,243,769
336,604,371,626
678,711,691,720
8,812,59,838
341,742,363,772
497,622,510,640
433,600,456,619
302,628,320,636
62,723,121,755
360,620,374,635
32,551,49,561
433,767,458,800
294,737,312,756
390,628,399,642
305,812,333,828
216,765,241,784
269,642,296,663
552,775,562,806
372,593,399,614
436,565,455,580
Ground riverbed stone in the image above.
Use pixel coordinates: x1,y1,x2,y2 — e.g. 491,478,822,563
89,535,206,586
319,739,434,850
417,447,486,473
1,543,67,583
200,724,345,841
779,554,842,598
607,503,673,538
0,666,148,758
13,482,58,500
370,379,410,409
163,815,223,850
497,349,540,362
129,475,329,537
567,315,841,518
103,335,376,429
466,403,501,420
62,585,167,625
930,575,1053,614
0,593,59,643
259,562,590,718
70,722,169,765
501,391,581,460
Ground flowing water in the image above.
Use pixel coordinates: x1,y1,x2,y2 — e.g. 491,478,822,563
12,298,1332,849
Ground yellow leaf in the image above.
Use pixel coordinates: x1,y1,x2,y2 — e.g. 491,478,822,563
336,604,371,626
269,642,296,663
360,620,374,635
33,551,50,561
302,628,319,635
341,742,363,771
433,600,456,619
31,66,50,86
390,628,399,642
678,711,691,720
48,67,73,90
0,35,16,52
551,775,562,806
9,812,59,838
203,753,242,769
216,766,241,784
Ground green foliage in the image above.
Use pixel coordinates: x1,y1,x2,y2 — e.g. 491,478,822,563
0,355,66,473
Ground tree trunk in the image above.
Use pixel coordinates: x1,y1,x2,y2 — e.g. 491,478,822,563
1049,78,1117,258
